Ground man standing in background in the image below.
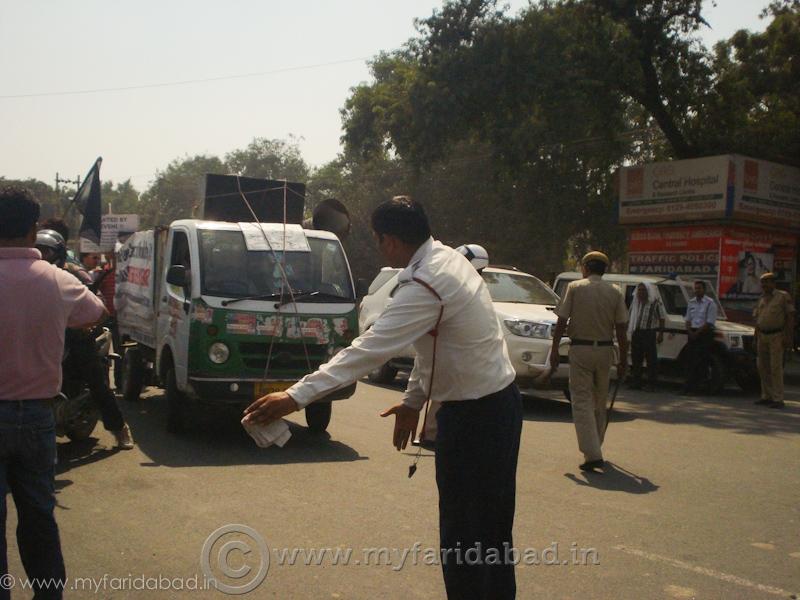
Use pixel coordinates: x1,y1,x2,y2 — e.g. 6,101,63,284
628,282,665,391
682,280,717,395
550,251,628,472
753,273,795,409
0,187,108,600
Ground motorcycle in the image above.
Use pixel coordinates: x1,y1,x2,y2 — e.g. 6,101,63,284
54,326,118,441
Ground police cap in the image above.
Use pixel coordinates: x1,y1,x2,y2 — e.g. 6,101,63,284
581,251,609,266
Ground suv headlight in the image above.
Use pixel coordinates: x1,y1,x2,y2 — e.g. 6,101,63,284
504,319,551,339
208,342,230,364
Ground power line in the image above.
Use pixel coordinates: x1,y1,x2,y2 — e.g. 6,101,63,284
0,57,370,100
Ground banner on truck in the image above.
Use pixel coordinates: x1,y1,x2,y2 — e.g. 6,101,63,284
115,230,156,347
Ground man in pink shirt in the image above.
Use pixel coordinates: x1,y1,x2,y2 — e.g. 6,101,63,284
0,187,107,600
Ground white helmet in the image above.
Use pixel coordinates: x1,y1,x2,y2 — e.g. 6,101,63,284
456,243,489,271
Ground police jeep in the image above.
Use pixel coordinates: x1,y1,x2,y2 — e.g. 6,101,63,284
553,272,759,394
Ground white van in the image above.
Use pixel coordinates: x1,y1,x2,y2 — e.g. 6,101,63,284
359,266,570,395
552,272,758,393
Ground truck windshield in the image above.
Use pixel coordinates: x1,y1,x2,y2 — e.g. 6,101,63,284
482,272,559,305
197,229,354,301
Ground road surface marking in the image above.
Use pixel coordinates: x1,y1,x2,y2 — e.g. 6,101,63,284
613,545,795,598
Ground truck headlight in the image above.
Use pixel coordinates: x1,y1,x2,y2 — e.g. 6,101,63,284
208,342,230,364
729,335,741,349
504,319,551,339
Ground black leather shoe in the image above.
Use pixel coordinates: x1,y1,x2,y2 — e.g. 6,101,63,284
754,398,772,405
579,459,605,472
768,401,785,409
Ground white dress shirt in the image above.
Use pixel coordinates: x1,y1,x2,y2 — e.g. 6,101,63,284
286,238,516,409
684,295,717,328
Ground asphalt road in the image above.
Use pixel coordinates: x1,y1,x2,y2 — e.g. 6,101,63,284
5,375,800,599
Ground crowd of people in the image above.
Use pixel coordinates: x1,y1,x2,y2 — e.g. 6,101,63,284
0,187,134,600
1,184,796,600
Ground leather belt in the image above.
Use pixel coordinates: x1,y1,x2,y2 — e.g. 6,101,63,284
570,339,613,347
758,327,783,335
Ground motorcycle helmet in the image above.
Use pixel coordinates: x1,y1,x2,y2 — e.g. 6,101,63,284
456,243,489,272
36,229,67,267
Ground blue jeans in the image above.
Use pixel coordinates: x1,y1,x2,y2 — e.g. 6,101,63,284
0,400,65,600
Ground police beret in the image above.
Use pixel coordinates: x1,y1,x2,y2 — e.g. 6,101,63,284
760,272,776,281
581,251,610,266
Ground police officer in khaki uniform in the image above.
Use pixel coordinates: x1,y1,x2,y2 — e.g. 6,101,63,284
753,272,795,409
550,251,628,472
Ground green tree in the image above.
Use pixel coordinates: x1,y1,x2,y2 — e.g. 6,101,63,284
140,154,225,227
224,137,310,182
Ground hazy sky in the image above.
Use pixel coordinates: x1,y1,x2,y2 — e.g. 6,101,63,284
0,0,769,190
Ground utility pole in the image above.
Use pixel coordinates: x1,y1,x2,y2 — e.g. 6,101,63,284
55,172,81,218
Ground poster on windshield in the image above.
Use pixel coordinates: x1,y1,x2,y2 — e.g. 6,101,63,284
238,223,310,252
115,230,156,347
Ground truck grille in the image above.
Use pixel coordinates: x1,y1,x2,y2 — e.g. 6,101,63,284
238,342,327,372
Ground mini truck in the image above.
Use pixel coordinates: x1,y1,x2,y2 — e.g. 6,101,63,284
115,175,358,433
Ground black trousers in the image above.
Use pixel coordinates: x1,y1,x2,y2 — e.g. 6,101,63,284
631,330,658,385
684,329,714,391
64,340,125,432
435,384,523,600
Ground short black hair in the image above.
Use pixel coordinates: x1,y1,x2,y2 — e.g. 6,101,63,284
694,280,707,290
371,195,431,246
40,217,70,242
585,260,606,276
0,186,40,239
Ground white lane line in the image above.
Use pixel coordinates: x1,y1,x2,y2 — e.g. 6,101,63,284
613,545,796,598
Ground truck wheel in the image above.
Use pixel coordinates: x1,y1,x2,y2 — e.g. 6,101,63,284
705,354,726,395
305,402,332,433
166,367,189,433
367,363,398,384
121,347,146,403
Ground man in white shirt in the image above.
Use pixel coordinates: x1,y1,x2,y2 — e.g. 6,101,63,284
245,196,522,599
682,280,718,395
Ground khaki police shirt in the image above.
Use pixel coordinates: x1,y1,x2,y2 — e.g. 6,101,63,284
753,290,795,332
556,275,628,341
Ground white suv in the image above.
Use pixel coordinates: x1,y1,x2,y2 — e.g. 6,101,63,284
553,272,758,393
358,266,569,394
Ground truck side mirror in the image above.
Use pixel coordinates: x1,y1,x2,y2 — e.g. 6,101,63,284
166,265,187,287
356,278,369,298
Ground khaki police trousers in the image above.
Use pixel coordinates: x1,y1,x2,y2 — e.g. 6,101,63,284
568,345,613,462
757,332,785,403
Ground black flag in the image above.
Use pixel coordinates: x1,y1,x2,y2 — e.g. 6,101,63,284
73,157,103,249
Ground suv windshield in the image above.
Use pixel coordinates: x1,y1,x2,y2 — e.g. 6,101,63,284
482,271,559,305
198,229,353,300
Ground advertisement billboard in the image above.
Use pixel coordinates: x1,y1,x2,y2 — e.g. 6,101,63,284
628,226,722,278
732,157,800,229
619,156,733,224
